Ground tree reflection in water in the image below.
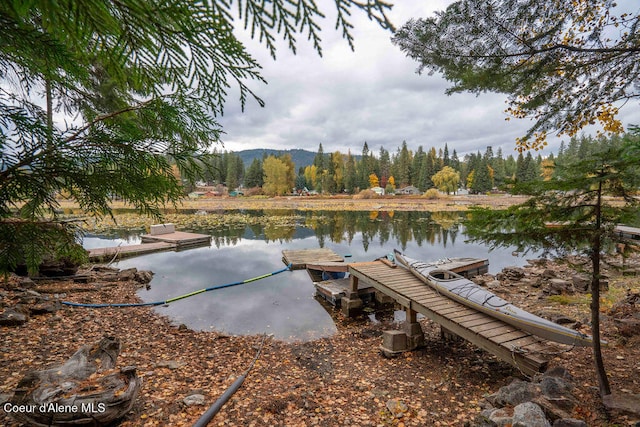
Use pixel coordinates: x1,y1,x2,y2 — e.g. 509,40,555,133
204,210,463,251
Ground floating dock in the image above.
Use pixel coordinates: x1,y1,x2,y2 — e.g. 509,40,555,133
88,224,211,261
615,225,640,241
140,231,211,247
439,257,489,277
282,248,344,270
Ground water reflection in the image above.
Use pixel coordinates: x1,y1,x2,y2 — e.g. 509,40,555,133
201,210,463,251
113,237,339,342
82,210,530,342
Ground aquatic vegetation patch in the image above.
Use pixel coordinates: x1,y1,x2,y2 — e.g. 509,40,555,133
78,212,304,235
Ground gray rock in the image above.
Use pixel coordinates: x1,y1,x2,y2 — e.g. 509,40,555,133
540,376,573,398
29,300,61,315
486,280,502,290
155,360,183,370
571,274,590,292
532,396,575,420
0,393,12,405
117,268,137,281
494,379,537,406
183,394,206,406
614,318,640,337
472,413,498,427
487,407,514,426
497,267,526,281
548,279,572,295
603,391,640,418
543,367,574,381
0,308,28,326
386,399,408,418
553,419,587,427
512,402,551,427
134,270,154,284
19,277,36,289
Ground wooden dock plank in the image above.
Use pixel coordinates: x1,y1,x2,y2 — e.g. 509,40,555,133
447,311,488,323
349,261,554,375
469,321,511,334
459,316,503,328
432,305,476,317
388,280,430,290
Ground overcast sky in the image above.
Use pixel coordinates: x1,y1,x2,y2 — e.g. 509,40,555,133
217,1,640,158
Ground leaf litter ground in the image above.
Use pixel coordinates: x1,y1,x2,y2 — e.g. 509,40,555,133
1,264,639,426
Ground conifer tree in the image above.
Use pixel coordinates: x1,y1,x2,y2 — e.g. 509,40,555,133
0,0,393,273
465,134,640,398
344,152,358,194
245,159,264,188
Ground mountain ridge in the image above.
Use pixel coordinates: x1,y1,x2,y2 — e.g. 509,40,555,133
236,148,316,171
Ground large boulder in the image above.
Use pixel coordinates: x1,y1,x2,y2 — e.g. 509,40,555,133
512,402,551,427
492,379,537,406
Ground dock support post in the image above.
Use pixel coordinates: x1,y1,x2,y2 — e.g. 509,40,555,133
403,307,424,350
440,326,462,342
341,275,362,317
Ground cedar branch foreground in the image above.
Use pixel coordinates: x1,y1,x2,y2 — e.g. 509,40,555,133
1,254,639,426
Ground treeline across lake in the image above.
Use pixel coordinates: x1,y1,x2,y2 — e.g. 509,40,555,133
194,133,638,196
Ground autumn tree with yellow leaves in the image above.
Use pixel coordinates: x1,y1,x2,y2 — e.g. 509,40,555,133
392,0,639,151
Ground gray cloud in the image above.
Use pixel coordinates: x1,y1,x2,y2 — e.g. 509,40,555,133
217,1,640,158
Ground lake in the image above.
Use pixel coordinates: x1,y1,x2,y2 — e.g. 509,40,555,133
82,210,530,342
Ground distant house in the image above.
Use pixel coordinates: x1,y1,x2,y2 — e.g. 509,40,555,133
396,185,421,195
371,186,385,196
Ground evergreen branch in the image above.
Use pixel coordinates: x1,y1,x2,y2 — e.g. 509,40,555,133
63,99,155,144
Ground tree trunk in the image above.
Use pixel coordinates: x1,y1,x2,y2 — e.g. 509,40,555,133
591,180,611,397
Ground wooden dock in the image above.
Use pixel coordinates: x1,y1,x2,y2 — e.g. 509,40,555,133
309,257,488,308
140,231,211,247
282,248,344,270
89,225,211,262
441,257,489,277
615,225,640,241
348,260,558,376
88,241,177,261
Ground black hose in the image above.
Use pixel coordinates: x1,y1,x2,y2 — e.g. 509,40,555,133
191,375,246,427
192,335,267,427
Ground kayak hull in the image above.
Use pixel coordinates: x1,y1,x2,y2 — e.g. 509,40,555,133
394,251,595,347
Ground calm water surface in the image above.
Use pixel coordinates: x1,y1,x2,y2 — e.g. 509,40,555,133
82,210,531,342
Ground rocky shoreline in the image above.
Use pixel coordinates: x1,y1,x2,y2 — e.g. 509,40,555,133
1,254,639,426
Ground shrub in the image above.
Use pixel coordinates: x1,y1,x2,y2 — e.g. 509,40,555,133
423,188,441,199
353,189,378,199
243,187,264,197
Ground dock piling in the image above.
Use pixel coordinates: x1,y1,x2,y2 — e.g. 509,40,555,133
341,275,363,316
